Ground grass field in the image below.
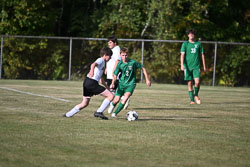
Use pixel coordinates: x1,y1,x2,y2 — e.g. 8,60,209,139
0,80,250,167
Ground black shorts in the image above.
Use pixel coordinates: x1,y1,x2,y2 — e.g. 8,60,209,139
83,77,106,97
106,79,119,91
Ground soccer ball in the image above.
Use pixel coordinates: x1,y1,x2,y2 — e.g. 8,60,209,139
126,111,138,121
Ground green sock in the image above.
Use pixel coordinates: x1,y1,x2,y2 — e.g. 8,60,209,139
189,91,195,102
194,86,200,96
114,102,125,115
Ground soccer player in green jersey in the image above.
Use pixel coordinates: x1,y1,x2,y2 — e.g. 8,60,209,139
109,47,151,117
180,29,206,104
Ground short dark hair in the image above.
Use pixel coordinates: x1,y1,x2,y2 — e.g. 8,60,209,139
187,29,196,35
100,46,113,57
107,35,118,45
120,47,129,54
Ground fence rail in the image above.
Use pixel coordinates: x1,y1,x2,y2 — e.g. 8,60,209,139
1,35,250,86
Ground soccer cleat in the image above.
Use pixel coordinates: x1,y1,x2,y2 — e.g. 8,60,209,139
123,98,130,110
63,114,71,118
194,96,201,104
190,101,195,104
111,113,117,118
108,103,115,114
94,112,108,120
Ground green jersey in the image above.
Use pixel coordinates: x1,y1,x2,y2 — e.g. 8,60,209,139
114,58,143,87
180,41,204,70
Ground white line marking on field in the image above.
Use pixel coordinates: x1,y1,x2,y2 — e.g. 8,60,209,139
0,87,71,102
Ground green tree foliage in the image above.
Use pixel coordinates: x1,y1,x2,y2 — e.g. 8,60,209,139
3,38,68,80
0,0,249,85
0,0,58,35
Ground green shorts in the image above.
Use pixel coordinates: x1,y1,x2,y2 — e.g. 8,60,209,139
115,84,136,97
184,68,200,80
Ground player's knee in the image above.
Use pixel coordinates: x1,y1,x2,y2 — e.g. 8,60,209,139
113,97,120,104
195,83,200,87
107,93,114,101
79,101,89,109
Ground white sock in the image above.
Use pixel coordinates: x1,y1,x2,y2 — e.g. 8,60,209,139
66,106,80,117
108,102,115,114
97,98,111,113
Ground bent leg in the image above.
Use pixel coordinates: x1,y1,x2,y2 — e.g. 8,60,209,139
114,92,131,115
65,96,90,117
97,89,114,113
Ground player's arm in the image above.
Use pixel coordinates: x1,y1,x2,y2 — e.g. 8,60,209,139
110,74,117,89
110,61,120,89
180,52,185,71
88,62,97,78
100,77,110,90
112,59,120,77
201,53,206,72
142,67,151,87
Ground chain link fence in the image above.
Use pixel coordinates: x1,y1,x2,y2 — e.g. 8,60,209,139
1,35,250,86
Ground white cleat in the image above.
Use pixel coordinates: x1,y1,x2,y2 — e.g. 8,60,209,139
108,103,115,114
194,96,201,104
111,113,117,118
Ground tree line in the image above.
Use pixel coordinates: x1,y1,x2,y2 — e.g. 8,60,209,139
1,0,250,86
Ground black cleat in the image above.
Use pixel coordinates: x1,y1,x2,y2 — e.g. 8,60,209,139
94,112,108,120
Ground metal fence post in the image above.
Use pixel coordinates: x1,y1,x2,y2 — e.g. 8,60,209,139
141,41,144,83
0,36,3,79
212,43,218,86
68,37,72,81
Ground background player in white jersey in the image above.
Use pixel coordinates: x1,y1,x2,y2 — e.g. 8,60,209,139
64,47,114,120
106,36,121,91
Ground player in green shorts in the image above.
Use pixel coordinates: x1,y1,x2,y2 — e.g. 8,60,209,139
109,47,151,117
180,29,206,104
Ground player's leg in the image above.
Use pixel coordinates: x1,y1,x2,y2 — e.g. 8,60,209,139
112,92,131,117
109,84,123,114
193,69,201,104
123,97,130,110
188,80,195,104
64,96,91,117
185,69,195,104
112,85,135,117
194,77,201,104
108,95,121,114
107,80,119,113
94,87,114,120
96,89,114,113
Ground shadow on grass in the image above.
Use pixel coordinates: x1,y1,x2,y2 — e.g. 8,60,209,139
132,107,199,111
117,116,212,121
208,101,250,105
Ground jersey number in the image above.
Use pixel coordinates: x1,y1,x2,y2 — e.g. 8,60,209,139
191,48,196,53
126,71,129,76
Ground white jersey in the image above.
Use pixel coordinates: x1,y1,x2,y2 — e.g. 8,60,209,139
87,58,105,81
106,45,121,79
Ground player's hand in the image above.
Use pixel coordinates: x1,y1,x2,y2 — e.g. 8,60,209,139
88,71,94,78
181,65,184,71
146,80,151,87
110,83,115,89
203,66,207,73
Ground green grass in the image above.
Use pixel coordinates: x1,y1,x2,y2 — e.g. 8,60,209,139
0,80,250,167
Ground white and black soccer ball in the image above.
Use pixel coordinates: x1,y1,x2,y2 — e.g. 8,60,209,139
126,111,138,121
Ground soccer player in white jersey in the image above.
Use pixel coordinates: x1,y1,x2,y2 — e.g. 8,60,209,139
64,47,114,120
106,36,121,91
